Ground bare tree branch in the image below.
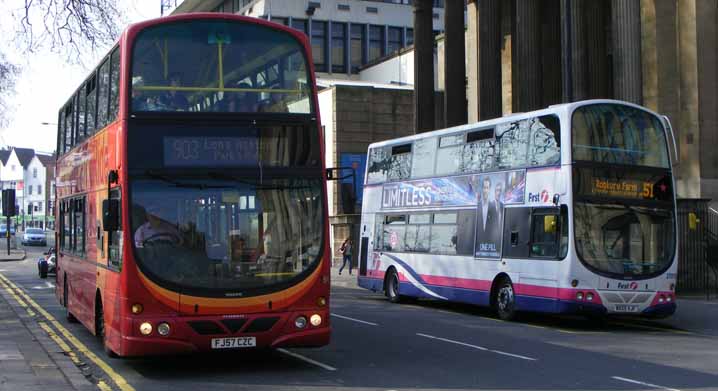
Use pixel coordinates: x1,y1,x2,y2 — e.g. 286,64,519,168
0,0,126,126
0,51,20,128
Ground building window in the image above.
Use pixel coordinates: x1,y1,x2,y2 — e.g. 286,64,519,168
406,28,414,46
38,185,42,195
312,21,327,72
292,19,308,35
388,26,402,54
351,24,366,73
369,25,385,62
28,185,33,195
37,202,42,212
33,168,37,178
332,22,347,73
11,165,15,171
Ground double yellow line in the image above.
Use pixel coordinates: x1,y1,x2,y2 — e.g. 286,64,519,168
0,273,135,391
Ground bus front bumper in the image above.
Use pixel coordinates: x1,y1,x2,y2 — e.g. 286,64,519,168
118,310,330,357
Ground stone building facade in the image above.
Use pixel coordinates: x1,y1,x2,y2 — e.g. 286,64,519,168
459,0,718,200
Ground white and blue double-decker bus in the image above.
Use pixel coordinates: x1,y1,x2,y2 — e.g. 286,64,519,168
357,100,678,320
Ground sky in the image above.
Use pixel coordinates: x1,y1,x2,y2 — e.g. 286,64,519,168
0,1,164,154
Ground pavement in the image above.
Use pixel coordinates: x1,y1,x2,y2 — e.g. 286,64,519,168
0,276,94,391
330,261,360,289
0,249,26,262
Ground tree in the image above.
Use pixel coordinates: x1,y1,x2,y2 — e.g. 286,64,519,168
0,0,126,125
0,53,20,128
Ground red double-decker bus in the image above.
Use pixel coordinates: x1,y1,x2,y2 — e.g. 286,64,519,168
54,13,330,357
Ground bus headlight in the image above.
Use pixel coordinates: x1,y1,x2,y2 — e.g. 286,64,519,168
658,295,666,303
586,292,594,301
576,292,584,301
139,322,153,335
317,297,327,307
310,314,322,326
666,295,673,302
294,316,307,329
157,322,171,336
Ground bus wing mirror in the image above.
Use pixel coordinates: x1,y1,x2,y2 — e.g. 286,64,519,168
662,115,679,167
102,199,120,232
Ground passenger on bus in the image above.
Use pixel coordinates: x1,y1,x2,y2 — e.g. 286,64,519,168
227,82,258,112
131,76,152,111
134,204,183,248
159,73,189,111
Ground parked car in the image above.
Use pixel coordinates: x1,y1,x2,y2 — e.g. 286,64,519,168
0,223,16,237
22,228,47,246
38,247,56,279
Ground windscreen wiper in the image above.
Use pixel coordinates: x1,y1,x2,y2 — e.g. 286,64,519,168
144,170,232,190
207,172,315,190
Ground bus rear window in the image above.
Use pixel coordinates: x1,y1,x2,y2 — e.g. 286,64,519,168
131,20,312,114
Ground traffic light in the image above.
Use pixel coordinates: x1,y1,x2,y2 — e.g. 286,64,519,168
2,189,16,217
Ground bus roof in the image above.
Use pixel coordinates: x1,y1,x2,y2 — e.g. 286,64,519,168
367,99,661,150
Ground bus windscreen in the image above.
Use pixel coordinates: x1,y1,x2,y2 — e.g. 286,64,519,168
572,103,669,168
131,20,312,114
130,177,323,295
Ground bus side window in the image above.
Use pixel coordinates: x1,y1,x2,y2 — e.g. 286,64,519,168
529,206,567,259
108,189,123,270
502,208,531,258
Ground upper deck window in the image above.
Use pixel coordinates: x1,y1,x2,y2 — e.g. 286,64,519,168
131,20,312,114
572,104,669,168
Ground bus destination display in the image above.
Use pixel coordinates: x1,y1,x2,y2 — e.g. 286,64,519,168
164,137,258,167
575,167,672,202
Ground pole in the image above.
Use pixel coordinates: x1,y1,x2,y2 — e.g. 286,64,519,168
6,216,10,255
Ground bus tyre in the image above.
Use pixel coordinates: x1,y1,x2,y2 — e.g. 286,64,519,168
64,278,78,323
495,279,517,321
386,268,402,303
96,301,118,358
39,263,48,279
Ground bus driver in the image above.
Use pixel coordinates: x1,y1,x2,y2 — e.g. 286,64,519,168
134,204,183,248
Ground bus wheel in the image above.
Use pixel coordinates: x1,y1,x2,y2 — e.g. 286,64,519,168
64,278,78,323
495,278,517,321
386,268,402,303
96,300,118,358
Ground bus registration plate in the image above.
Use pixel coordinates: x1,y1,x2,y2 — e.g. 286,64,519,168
614,304,639,313
211,337,256,349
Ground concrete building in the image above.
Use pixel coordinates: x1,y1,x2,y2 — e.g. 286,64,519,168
317,79,415,261
170,0,445,78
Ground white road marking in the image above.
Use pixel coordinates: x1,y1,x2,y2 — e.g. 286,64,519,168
612,376,681,391
331,313,378,326
277,348,337,371
32,282,55,290
416,333,537,361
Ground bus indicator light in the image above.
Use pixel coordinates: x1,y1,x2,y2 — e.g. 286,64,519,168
157,322,171,336
295,316,307,329
131,303,144,314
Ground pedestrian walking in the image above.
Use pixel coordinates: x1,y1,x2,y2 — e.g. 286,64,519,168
339,237,353,275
